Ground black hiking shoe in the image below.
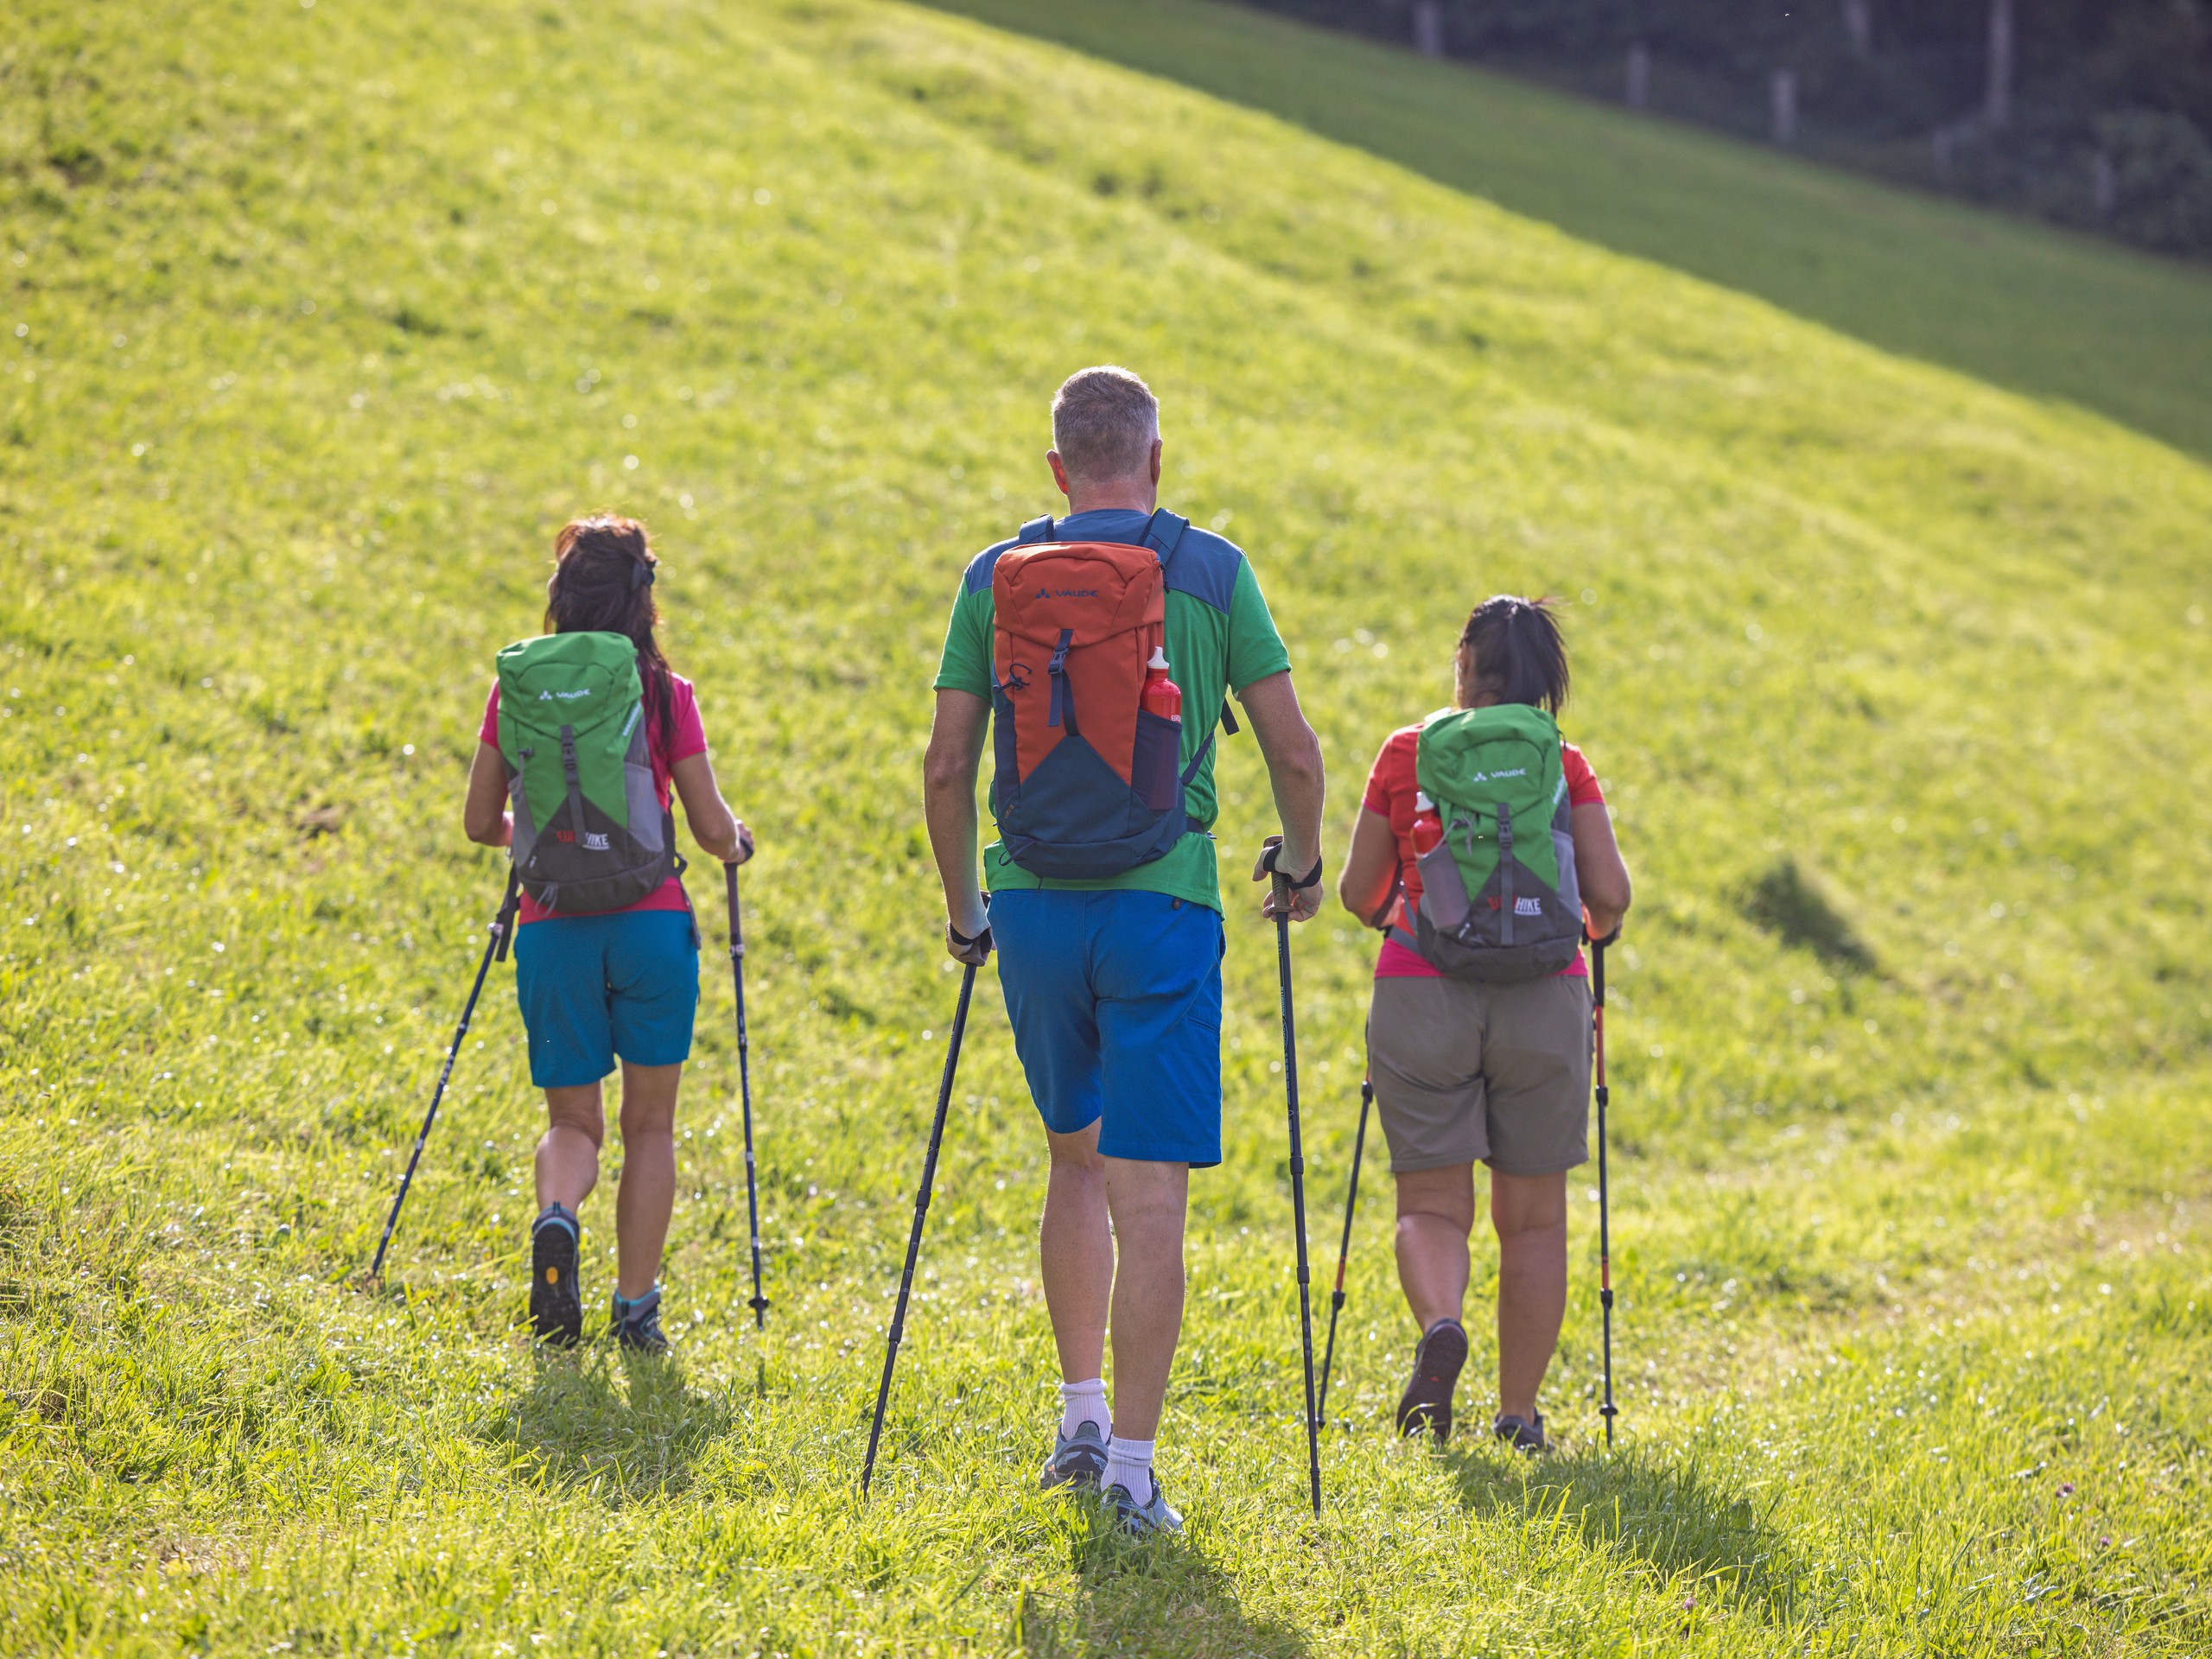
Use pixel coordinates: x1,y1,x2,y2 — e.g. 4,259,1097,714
611,1285,669,1355
1494,1410,1549,1455
530,1205,582,1348
1395,1318,1468,1441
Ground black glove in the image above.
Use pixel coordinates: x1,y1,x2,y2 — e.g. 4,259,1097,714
946,921,994,966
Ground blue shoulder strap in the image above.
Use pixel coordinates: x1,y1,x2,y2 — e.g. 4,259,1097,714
1131,509,1236,741
1017,515,1056,544
1136,508,1190,563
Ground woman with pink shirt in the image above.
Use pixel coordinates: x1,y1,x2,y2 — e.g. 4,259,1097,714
462,515,752,1354
1336,596,1631,1451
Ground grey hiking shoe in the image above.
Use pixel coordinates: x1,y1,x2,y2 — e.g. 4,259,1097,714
530,1205,582,1348
1395,1318,1468,1441
611,1285,668,1355
1039,1420,1109,1491
1105,1475,1183,1537
1494,1411,1549,1455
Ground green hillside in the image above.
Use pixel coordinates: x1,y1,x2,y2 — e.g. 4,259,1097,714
934,0,2212,463
3,0,2210,1652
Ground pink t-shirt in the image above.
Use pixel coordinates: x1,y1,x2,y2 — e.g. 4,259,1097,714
479,671,708,925
1360,721,1605,979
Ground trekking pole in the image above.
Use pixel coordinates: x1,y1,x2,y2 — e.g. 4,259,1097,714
725,861,770,1331
1592,931,1619,1446
1269,858,1324,1519
860,959,979,1497
1314,1077,1372,1428
370,866,521,1278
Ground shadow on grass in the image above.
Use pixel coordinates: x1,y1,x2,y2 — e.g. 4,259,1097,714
481,1345,734,1504
1012,1512,1308,1658
1446,1444,1808,1621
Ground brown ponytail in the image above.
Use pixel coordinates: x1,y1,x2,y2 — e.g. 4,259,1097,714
545,514,673,738
1458,594,1570,714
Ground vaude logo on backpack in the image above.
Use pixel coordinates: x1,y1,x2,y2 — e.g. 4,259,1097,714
496,631,679,913
1393,703,1583,982
988,510,1224,881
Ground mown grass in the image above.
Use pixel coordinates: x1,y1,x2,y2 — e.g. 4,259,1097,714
929,0,2212,465
2,0,2209,1652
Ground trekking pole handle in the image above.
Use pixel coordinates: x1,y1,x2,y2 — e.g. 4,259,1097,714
1261,838,1324,892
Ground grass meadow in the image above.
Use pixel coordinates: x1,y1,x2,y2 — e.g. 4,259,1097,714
3,0,2210,1652
929,0,2212,464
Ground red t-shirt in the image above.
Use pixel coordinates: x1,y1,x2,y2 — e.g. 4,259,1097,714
479,671,709,925
1359,721,1606,979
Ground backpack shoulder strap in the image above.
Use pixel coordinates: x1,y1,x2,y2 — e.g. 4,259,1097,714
1133,510,1229,737
1136,508,1190,560
1017,515,1056,545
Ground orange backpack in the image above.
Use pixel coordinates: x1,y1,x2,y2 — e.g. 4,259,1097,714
988,511,1229,880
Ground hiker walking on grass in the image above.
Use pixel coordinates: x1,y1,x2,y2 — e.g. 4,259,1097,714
463,514,753,1354
1336,597,1630,1451
922,366,1326,1534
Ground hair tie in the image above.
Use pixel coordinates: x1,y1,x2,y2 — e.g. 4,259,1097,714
631,560,656,591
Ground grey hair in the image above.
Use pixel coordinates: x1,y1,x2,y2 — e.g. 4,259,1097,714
1051,365,1160,483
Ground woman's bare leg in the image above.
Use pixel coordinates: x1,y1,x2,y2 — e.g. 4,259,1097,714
1491,1168,1568,1421
613,1061,682,1299
1394,1163,1477,1331
537,1084,604,1211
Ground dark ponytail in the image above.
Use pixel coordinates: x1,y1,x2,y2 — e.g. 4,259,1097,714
1459,594,1569,714
545,514,673,738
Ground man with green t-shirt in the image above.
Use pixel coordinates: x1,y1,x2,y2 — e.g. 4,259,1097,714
923,365,1327,1534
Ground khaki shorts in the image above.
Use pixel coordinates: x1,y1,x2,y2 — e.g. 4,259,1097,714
1367,972,1592,1176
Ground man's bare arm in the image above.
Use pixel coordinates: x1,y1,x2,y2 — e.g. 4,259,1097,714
922,689,991,946
1236,670,1326,922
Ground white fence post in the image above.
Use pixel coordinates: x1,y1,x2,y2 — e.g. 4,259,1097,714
1412,2,1444,60
1771,68,1798,144
1986,0,2014,129
1841,0,1872,54
1626,42,1650,110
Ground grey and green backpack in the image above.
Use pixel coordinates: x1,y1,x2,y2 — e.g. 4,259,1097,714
1391,703,1582,982
496,631,681,913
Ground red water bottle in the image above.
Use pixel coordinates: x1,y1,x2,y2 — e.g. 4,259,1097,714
1411,791,1444,856
1141,646,1182,723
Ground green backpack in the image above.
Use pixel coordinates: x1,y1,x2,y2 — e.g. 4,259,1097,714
1394,703,1583,982
495,631,680,914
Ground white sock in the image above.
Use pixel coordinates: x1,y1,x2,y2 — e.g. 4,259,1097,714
1103,1435,1155,1505
1058,1378,1109,1440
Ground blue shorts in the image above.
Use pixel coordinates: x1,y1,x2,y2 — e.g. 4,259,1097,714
512,908,701,1088
989,888,1224,1166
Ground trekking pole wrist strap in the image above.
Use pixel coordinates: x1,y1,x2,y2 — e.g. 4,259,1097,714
1262,842,1325,891
947,920,994,963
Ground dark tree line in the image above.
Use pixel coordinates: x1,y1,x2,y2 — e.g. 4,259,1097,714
1237,0,2212,256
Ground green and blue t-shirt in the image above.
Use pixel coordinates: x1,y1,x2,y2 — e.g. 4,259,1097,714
933,508,1292,914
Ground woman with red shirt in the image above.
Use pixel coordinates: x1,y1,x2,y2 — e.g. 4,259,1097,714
1337,596,1631,1452
462,516,753,1354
